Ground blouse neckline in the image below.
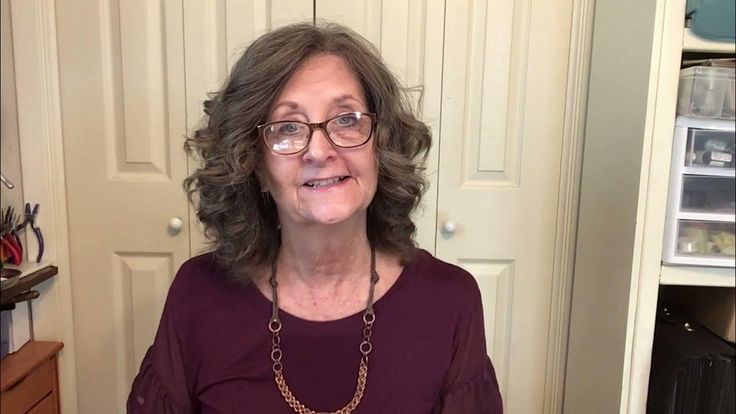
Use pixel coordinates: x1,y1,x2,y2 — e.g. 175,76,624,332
249,250,424,328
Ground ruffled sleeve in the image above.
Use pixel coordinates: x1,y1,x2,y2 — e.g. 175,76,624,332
432,358,503,413
432,280,503,413
127,275,195,413
127,348,191,413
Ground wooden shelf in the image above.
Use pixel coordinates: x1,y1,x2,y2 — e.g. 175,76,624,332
682,28,736,54
660,265,735,287
0,265,58,306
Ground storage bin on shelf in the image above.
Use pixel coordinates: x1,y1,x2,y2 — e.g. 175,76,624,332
663,117,735,267
677,66,735,120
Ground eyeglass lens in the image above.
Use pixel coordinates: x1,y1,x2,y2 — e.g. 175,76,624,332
262,113,373,154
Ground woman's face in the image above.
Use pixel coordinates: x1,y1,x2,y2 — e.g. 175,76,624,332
260,53,378,229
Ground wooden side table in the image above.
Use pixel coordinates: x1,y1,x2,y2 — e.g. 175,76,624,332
1,341,63,414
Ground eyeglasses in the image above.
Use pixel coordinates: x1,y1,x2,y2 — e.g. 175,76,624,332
257,112,376,155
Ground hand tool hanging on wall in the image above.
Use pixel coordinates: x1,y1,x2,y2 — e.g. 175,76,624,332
14,203,45,263
0,203,45,264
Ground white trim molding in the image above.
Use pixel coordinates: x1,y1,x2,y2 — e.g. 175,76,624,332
8,0,79,412
624,0,686,412
543,0,594,412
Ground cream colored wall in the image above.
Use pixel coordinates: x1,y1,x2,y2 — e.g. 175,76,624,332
563,0,660,412
1,0,23,208
2,1,79,413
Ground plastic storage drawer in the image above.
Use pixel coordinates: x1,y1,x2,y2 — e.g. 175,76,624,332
677,66,735,120
663,117,735,267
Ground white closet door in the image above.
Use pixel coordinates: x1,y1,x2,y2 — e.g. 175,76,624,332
57,1,311,412
316,0,445,252
57,2,191,412
320,1,575,411
437,0,573,412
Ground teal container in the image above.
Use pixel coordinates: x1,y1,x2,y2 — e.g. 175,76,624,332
687,0,736,42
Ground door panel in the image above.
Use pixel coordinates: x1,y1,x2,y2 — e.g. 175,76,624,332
320,1,574,411
58,1,313,412
57,1,190,412
438,0,572,412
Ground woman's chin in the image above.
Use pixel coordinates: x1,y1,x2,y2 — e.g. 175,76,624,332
302,208,364,227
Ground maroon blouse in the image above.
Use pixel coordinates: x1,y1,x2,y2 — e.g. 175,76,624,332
127,250,503,413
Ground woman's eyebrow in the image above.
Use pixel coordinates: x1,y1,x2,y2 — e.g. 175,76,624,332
271,101,300,112
333,94,362,105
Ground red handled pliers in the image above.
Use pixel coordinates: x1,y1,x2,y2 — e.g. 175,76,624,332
1,234,22,265
1,205,23,265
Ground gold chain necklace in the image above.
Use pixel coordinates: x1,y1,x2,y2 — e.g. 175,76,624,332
268,247,380,414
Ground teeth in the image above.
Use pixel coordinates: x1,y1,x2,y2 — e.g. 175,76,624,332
306,176,343,188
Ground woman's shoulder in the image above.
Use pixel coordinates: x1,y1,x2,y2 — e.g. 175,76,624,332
407,249,482,303
164,252,252,314
170,252,227,292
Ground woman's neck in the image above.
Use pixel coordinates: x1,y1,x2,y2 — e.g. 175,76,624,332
276,218,372,290
263,216,404,322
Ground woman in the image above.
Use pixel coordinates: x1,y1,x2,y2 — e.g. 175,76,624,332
128,22,502,413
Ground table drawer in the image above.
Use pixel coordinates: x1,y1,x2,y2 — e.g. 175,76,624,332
27,393,56,414
0,358,54,414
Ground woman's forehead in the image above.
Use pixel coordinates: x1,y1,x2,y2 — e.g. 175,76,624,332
271,94,365,113
274,54,367,104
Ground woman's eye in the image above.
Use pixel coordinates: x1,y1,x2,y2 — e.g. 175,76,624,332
278,123,301,135
335,114,358,127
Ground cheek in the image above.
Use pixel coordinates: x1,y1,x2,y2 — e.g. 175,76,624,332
261,156,292,192
369,163,379,188
370,151,380,183
364,156,380,196
259,154,276,190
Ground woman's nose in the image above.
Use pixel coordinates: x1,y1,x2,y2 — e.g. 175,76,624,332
303,128,337,163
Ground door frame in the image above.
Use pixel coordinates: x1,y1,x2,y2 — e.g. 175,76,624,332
542,0,594,411
12,0,594,412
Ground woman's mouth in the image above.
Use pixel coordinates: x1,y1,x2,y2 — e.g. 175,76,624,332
303,176,349,189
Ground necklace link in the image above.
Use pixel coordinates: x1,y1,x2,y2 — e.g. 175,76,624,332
268,247,380,414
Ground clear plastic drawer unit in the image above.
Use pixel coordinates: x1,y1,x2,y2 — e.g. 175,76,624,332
677,66,735,120
663,117,735,267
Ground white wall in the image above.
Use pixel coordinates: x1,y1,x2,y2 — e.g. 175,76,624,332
1,0,23,209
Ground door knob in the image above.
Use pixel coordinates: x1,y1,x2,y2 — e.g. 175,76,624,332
168,217,183,235
442,220,457,235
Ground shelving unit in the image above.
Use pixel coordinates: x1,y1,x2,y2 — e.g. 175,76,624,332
653,8,736,414
663,116,735,269
666,27,736,276
660,265,735,287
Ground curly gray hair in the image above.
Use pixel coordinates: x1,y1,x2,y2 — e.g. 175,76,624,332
184,22,432,282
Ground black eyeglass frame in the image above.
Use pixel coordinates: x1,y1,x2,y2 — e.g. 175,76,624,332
257,112,377,155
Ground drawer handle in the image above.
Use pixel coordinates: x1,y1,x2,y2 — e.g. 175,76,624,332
5,374,29,391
